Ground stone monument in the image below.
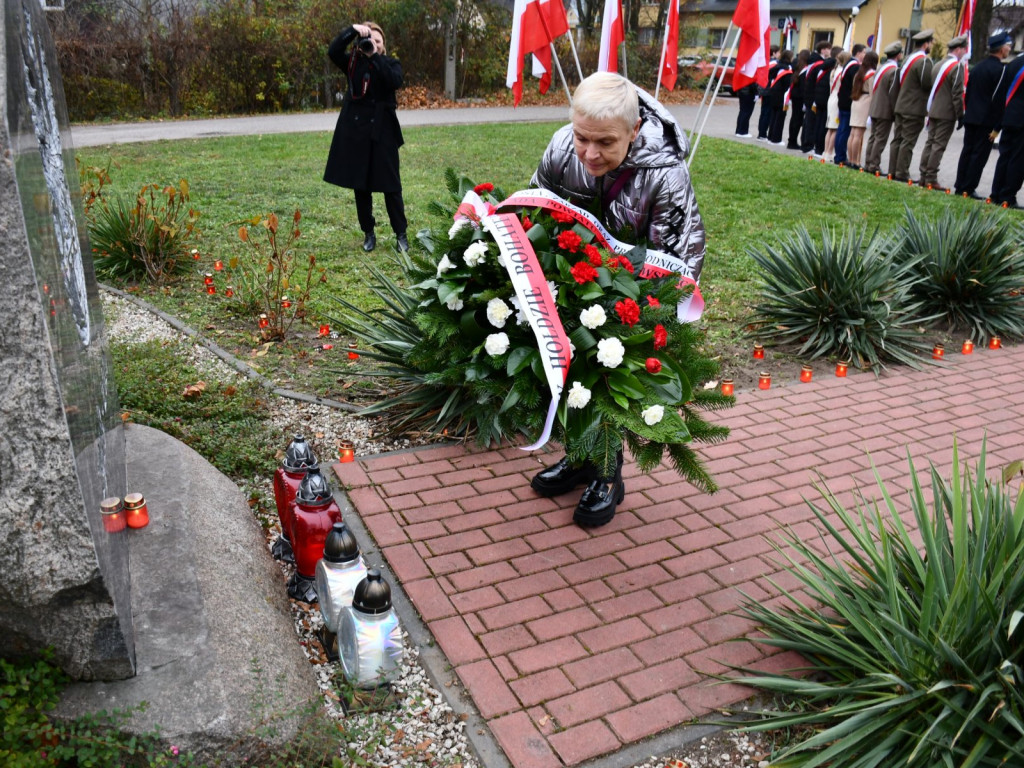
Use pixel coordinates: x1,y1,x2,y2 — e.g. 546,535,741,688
0,0,133,679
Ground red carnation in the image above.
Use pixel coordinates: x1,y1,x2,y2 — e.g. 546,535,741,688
653,324,668,350
522,216,533,230
615,298,641,327
645,358,662,374
646,295,660,308
610,256,635,274
474,182,494,194
584,244,602,266
571,261,599,284
551,209,574,223
557,230,583,253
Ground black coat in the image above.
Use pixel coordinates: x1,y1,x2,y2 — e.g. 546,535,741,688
768,65,793,109
1001,56,1024,129
963,53,1008,129
803,52,824,104
814,59,836,109
323,27,405,193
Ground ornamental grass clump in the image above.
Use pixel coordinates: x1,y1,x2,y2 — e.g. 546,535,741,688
748,225,934,370
737,442,1024,767
897,206,1024,343
330,170,730,489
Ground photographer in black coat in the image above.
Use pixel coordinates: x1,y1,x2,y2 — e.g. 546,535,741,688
323,22,408,253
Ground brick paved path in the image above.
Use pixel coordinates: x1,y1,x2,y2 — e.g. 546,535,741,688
333,343,1023,768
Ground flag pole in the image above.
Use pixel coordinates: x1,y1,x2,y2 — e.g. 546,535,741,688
550,42,573,103
655,5,673,100
690,22,734,141
690,34,739,164
565,31,584,81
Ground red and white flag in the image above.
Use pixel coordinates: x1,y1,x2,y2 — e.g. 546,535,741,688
659,0,680,90
598,0,625,73
506,0,570,106
731,0,771,91
957,0,976,58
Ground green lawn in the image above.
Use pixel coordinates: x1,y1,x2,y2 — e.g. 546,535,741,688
80,124,1006,395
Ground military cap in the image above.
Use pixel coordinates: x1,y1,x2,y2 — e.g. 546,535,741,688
948,35,968,49
884,41,904,57
912,29,934,43
988,32,1013,50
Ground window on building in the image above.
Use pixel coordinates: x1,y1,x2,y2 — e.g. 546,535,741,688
709,27,728,48
812,30,834,47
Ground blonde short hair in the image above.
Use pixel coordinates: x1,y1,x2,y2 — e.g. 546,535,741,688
364,21,386,55
571,72,639,131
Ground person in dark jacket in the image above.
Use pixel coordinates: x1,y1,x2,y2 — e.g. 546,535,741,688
990,53,1024,207
757,45,781,140
954,33,1013,198
735,82,759,137
787,49,810,149
323,22,409,253
531,72,706,527
801,41,831,152
767,50,794,144
835,43,866,164
813,55,838,156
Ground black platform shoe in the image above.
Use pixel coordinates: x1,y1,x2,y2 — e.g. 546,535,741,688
530,457,598,497
573,454,624,528
362,231,377,252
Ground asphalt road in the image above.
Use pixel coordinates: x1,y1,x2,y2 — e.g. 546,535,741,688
70,97,999,197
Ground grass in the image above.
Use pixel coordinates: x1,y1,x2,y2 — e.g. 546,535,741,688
80,125,1009,397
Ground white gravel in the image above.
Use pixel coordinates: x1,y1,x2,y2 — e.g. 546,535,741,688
101,290,779,768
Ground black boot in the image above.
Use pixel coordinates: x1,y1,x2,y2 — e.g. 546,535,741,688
531,457,598,497
396,232,409,253
362,231,376,252
573,453,624,528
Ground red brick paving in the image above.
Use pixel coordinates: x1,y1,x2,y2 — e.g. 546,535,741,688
334,344,1024,767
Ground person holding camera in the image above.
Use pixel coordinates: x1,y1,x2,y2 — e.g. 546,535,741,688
323,22,409,253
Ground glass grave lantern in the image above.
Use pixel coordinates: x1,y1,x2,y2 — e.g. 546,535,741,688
338,569,404,689
287,467,342,602
272,435,318,563
314,522,368,662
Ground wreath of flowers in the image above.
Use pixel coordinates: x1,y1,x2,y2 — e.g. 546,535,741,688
333,171,731,491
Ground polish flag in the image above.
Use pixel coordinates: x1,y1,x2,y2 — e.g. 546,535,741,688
659,0,680,90
957,0,976,58
731,0,771,91
507,0,570,106
598,0,625,73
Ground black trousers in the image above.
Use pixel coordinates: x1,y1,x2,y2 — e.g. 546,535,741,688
787,100,804,148
801,106,817,151
954,123,995,195
768,107,786,143
355,189,407,235
991,125,1024,205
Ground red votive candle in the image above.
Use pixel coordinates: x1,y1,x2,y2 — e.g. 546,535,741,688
836,360,849,377
225,286,235,298
348,344,359,360
800,364,813,383
206,285,216,295
258,314,269,329
213,259,224,271
203,273,214,285
101,497,125,533
281,296,292,309
124,493,149,529
339,440,355,463
932,343,945,360
720,378,734,396
989,336,1002,349
752,342,764,360
758,371,771,390
962,340,974,354
319,324,330,337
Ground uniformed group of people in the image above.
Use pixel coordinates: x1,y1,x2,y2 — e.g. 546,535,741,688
738,31,1024,208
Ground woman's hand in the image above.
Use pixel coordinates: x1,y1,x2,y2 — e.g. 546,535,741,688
353,23,371,37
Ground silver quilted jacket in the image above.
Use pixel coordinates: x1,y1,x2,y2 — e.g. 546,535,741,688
531,89,706,281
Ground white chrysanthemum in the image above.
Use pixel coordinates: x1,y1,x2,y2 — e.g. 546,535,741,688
436,253,456,276
566,381,591,409
547,280,559,303
569,340,576,359
596,337,625,368
444,293,464,311
579,305,607,329
509,297,529,325
463,241,488,267
641,405,665,425
486,298,512,328
484,332,510,356
448,218,471,238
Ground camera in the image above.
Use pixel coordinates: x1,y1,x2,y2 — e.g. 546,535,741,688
357,36,376,55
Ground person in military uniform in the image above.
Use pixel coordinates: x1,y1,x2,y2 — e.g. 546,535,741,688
864,41,905,175
918,35,968,190
990,52,1024,207
954,33,1013,198
890,29,935,182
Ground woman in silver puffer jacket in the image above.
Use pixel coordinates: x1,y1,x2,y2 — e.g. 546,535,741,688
531,73,706,282
528,72,707,527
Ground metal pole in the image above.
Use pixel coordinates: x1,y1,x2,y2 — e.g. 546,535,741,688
551,42,573,104
689,22,734,141
690,33,739,164
565,30,584,82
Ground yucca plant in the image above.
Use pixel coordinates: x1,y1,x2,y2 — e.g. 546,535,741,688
897,206,1024,343
736,442,1024,767
748,225,935,370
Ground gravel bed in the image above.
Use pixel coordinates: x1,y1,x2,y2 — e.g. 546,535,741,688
101,290,780,768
